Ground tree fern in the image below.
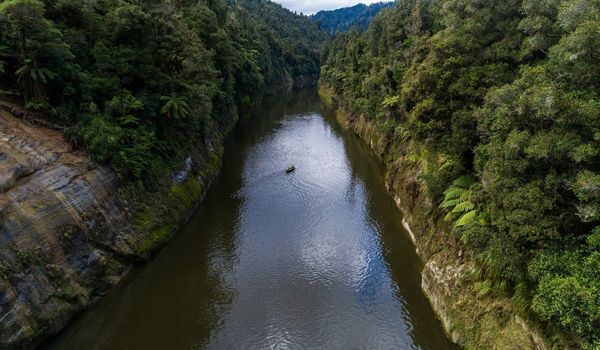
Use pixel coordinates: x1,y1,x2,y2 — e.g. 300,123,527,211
440,175,478,227
15,59,57,84
160,93,190,119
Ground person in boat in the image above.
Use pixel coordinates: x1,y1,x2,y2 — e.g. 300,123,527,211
286,164,295,173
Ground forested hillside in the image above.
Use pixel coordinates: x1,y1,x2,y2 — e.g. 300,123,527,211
0,0,323,183
0,2,325,346
321,0,600,348
310,2,394,33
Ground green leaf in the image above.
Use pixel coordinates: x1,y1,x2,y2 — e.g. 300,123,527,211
452,175,476,189
456,210,477,227
452,201,475,213
440,198,461,209
443,187,466,201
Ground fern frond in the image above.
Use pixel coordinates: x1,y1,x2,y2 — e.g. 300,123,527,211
452,175,476,188
452,201,475,213
455,209,477,226
459,190,472,201
440,198,461,209
443,187,466,200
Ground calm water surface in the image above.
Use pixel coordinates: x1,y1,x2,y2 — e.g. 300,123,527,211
46,89,456,349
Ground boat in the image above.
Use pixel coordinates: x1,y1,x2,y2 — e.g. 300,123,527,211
286,164,295,173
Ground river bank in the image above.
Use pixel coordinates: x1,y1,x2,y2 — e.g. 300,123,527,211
44,87,456,349
0,80,324,348
319,84,553,350
0,100,226,348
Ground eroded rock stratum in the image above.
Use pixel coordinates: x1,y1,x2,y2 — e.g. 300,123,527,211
0,108,135,348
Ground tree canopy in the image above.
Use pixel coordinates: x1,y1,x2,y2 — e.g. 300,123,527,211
321,0,600,347
0,0,324,182
310,2,394,34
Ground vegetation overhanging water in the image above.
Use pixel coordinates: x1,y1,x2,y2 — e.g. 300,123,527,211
44,89,456,349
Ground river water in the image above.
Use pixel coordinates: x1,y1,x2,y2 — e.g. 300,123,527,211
45,89,456,349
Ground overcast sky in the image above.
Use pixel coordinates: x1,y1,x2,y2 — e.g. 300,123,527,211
274,0,392,15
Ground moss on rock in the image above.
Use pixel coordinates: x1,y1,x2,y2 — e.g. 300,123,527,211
131,134,224,260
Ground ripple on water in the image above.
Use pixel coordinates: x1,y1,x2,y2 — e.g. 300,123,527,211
45,96,455,350
204,113,423,349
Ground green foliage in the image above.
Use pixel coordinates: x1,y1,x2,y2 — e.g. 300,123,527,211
310,2,394,34
322,0,600,344
160,93,190,119
0,259,13,278
0,0,325,183
528,229,600,349
0,0,73,100
473,279,492,298
573,170,600,222
455,209,477,227
511,281,532,315
382,95,400,109
16,250,38,266
15,59,57,85
0,45,9,74
440,176,478,227
24,97,48,111
76,116,123,163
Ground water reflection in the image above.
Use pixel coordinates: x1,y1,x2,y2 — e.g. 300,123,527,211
45,89,455,350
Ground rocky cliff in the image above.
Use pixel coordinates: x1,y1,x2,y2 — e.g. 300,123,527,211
319,85,556,350
0,105,222,348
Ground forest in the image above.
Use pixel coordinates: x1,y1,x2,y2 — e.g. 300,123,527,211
321,0,599,347
310,2,394,33
0,0,323,184
1,0,598,348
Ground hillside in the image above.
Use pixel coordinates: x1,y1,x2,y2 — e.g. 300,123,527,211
1,0,598,348
0,0,324,184
310,2,394,33
0,0,325,347
320,0,600,348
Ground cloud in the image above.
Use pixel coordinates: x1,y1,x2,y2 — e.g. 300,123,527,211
273,0,392,15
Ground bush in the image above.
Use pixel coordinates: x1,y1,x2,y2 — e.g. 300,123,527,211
529,230,600,348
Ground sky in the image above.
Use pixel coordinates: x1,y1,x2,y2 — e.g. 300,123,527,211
273,0,393,15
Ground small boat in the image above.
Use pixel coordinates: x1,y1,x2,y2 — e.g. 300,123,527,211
286,164,295,173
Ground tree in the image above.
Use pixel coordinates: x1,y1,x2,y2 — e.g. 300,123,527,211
6,0,325,184
0,0,72,101
321,0,600,344
529,228,600,349
15,58,57,99
160,93,190,119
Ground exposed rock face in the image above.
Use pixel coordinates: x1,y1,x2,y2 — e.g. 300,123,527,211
0,102,224,348
0,108,137,348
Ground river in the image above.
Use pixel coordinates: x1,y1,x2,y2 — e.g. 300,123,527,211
45,88,456,349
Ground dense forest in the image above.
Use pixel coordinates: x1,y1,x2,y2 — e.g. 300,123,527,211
321,0,599,347
1,0,598,347
0,0,323,184
310,2,394,33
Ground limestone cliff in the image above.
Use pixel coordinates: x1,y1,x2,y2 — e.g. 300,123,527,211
0,105,221,349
